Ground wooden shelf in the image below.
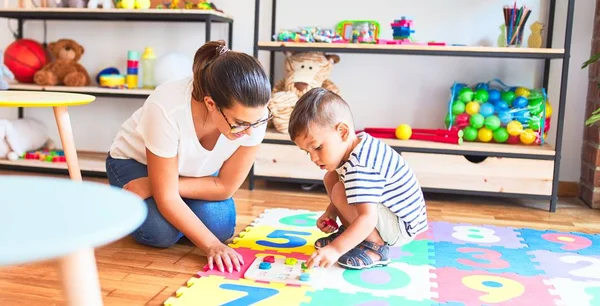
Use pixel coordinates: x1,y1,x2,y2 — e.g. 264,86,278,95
0,151,107,175
8,83,153,99
263,129,555,160
257,41,565,59
0,8,232,22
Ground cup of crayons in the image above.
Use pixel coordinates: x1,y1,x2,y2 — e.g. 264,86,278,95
503,3,532,47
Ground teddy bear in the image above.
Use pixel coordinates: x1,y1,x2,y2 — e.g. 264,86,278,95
268,51,341,133
0,118,50,161
33,38,91,87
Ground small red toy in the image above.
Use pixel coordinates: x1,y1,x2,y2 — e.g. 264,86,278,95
321,219,339,230
263,256,275,263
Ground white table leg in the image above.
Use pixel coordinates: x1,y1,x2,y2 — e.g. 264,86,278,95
59,247,103,306
53,106,82,182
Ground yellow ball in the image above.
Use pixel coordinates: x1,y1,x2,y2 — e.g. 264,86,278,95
520,128,536,145
506,120,523,136
545,102,552,118
465,102,480,115
515,87,530,97
478,127,493,142
395,124,412,140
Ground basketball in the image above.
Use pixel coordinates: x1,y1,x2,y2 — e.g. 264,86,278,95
3,39,48,83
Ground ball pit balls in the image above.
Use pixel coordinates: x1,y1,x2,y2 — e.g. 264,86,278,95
507,135,521,144
513,96,528,108
459,88,474,102
484,115,501,131
478,127,493,142
528,98,544,116
463,126,478,142
395,124,412,140
452,101,466,115
465,102,480,115
546,102,552,118
494,100,509,111
493,127,509,143
498,110,513,125
473,89,489,102
529,90,542,100
479,102,495,117
544,117,551,133
515,87,530,97
488,89,501,102
470,114,485,129
501,91,516,104
507,120,523,136
520,128,536,144
528,118,541,130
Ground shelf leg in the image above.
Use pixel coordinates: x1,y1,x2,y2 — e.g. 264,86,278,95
53,106,82,182
228,21,233,49
205,16,212,42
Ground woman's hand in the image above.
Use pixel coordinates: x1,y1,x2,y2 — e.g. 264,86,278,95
206,241,244,273
124,177,152,199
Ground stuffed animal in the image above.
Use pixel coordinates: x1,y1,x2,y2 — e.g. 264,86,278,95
87,0,114,8
33,38,91,87
0,50,15,90
0,118,51,161
268,51,341,133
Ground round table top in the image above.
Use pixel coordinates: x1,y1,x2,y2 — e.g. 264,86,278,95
0,91,96,107
0,176,147,266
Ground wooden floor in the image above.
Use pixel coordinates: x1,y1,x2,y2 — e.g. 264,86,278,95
1,171,599,306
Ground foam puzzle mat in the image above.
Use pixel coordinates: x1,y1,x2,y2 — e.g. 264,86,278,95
164,208,600,306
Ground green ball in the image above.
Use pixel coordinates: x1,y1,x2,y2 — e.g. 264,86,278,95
528,118,541,130
484,115,501,131
501,91,516,104
528,98,544,116
459,88,474,102
445,113,456,128
452,101,466,115
493,127,509,143
470,114,485,129
463,126,478,141
473,89,490,103
529,90,543,100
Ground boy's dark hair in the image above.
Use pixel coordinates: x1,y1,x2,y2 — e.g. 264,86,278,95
192,40,271,109
288,87,354,141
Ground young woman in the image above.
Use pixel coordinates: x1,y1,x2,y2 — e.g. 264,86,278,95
106,40,272,273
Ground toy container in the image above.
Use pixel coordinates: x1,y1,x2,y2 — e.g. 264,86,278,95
141,47,156,89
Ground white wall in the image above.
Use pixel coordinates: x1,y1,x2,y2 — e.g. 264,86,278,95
0,0,594,182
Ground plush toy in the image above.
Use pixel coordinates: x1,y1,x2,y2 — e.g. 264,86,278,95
33,38,91,87
0,118,51,161
87,0,114,8
268,51,341,133
0,50,15,90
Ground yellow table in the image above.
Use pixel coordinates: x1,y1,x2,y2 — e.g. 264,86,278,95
0,91,95,181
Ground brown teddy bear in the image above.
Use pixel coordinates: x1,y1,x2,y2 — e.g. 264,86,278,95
268,51,341,133
34,39,90,87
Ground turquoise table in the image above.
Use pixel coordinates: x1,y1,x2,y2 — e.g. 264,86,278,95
0,175,147,306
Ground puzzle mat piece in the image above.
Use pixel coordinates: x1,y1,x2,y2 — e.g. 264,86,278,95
244,254,322,287
301,288,435,306
164,275,313,306
229,224,327,255
197,247,310,280
392,239,435,266
430,221,526,249
312,261,437,301
529,250,600,282
433,267,562,306
547,277,600,306
433,242,542,276
518,229,600,256
251,208,324,228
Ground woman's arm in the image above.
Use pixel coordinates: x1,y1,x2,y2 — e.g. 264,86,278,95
178,145,259,201
146,148,242,272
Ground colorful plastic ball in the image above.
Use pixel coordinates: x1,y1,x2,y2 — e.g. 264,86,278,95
465,101,480,115
493,127,509,143
515,87,530,97
484,115,501,131
455,113,470,125
529,90,543,100
514,110,531,124
479,102,495,117
463,126,478,142
459,88,474,102
469,114,485,129
528,118,541,130
452,101,466,115
513,96,528,108
498,110,513,125
520,128,537,144
444,113,455,128
395,124,412,140
528,98,544,116
473,89,490,103
494,100,509,111
501,91,516,104
546,102,553,118
507,135,521,144
478,128,493,142
544,117,551,133
488,89,501,102
507,120,523,136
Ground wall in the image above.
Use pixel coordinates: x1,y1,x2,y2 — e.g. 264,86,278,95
0,0,594,183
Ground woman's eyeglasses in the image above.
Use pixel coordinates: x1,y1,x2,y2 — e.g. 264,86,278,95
219,107,273,134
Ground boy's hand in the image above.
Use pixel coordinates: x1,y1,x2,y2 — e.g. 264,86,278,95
317,212,338,233
306,245,341,269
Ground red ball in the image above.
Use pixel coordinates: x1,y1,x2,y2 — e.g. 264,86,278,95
507,135,520,144
3,39,48,83
544,117,551,133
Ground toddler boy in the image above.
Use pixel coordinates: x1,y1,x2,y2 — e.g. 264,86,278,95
287,87,428,270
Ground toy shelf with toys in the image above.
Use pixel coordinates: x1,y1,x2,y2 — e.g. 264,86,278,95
250,0,575,212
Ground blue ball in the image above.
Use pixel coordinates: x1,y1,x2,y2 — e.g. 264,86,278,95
488,89,501,102
475,82,489,91
514,110,531,123
480,102,495,117
495,100,510,111
498,110,513,124
513,96,528,108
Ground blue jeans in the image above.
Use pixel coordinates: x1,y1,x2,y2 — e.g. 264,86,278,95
105,155,236,248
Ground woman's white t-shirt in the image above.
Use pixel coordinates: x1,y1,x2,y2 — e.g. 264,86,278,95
109,77,267,177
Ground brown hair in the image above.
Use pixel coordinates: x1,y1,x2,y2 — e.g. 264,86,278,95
288,87,354,141
191,40,271,109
